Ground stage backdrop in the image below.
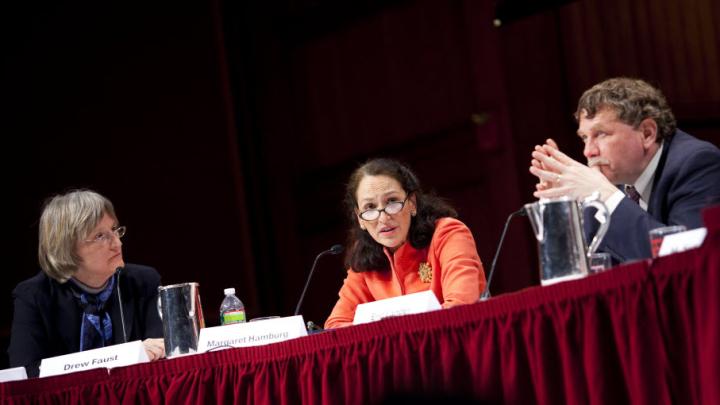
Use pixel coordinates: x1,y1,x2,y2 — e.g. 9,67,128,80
3,0,719,369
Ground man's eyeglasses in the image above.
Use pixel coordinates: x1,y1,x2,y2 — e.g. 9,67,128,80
358,198,409,221
84,226,126,245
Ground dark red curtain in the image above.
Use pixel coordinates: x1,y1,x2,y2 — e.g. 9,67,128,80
3,207,718,404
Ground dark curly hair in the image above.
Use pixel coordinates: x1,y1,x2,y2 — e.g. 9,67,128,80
575,77,677,142
344,158,457,272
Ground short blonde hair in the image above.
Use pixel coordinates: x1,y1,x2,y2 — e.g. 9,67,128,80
38,190,117,282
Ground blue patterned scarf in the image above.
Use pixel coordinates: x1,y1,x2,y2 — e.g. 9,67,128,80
74,275,115,351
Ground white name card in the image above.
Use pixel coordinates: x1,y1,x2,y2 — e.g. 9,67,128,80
0,366,27,383
197,315,307,353
659,227,707,257
39,340,149,378
353,290,442,325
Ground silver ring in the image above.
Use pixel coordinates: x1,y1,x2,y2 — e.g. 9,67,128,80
556,174,562,182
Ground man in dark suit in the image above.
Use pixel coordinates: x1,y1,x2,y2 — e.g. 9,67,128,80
529,77,720,263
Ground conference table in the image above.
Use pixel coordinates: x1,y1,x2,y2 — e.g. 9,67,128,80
2,207,718,405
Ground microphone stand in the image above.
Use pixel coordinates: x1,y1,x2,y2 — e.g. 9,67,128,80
294,244,344,317
480,208,526,300
116,267,128,342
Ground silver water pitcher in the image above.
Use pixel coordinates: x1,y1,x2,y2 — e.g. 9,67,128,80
524,193,610,285
157,282,205,358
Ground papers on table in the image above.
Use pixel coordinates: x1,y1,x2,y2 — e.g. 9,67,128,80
353,290,441,325
658,227,707,257
0,366,27,382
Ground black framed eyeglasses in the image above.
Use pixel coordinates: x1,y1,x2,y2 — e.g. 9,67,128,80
358,198,409,221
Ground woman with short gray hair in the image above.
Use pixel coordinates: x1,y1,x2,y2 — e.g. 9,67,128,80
8,189,165,377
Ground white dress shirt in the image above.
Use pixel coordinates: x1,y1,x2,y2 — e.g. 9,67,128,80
603,142,664,214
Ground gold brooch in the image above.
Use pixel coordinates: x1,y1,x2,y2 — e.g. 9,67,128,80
418,262,432,283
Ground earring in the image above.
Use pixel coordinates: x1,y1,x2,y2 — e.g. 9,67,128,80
412,211,417,217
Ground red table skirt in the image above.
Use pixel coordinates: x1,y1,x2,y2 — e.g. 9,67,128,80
3,208,719,405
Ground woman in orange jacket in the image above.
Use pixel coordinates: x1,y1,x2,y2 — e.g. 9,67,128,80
325,158,486,329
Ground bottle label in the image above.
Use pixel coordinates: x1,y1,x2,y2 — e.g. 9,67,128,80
221,310,246,325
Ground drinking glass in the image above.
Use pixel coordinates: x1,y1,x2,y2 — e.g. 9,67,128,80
649,225,687,258
589,252,612,274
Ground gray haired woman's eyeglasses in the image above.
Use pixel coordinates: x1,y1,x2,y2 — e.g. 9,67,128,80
84,226,126,245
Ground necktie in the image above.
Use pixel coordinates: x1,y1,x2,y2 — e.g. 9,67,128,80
625,184,641,205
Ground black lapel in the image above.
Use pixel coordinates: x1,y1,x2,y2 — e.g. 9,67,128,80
649,132,675,218
51,280,83,354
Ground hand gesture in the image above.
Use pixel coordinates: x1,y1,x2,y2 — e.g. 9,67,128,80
529,139,617,201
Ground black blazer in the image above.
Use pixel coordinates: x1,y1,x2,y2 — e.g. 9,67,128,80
591,130,720,262
7,263,163,377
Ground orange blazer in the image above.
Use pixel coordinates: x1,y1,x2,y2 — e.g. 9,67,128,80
325,217,485,329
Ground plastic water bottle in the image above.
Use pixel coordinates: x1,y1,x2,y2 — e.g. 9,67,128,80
219,288,246,325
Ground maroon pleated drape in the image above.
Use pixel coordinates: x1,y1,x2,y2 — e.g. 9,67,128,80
3,207,719,405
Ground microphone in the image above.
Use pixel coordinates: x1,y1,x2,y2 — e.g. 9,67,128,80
293,244,344,316
480,207,526,300
115,267,128,343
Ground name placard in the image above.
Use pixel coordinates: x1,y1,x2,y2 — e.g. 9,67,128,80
0,366,27,383
39,340,149,378
353,290,442,325
197,315,307,352
659,227,707,257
